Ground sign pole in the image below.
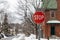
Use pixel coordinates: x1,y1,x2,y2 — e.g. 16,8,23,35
35,24,38,39
37,24,43,40
32,11,45,40
37,24,40,40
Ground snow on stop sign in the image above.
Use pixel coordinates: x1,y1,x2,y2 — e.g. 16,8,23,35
32,11,45,24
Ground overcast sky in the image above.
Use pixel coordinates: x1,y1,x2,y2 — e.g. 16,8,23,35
0,0,43,24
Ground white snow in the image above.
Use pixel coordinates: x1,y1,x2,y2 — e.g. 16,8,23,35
12,34,25,40
12,33,60,40
49,39,58,40
47,20,60,23
40,38,48,40
12,34,38,40
25,34,37,40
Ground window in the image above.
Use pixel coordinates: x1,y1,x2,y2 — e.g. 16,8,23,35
50,10,55,18
51,11,54,17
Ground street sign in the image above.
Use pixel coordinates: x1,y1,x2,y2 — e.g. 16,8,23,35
32,11,45,24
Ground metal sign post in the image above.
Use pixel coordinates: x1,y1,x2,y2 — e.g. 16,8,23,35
32,11,45,40
37,24,40,40
37,24,43,40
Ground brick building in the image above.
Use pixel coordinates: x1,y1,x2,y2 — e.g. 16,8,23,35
42,0,60,38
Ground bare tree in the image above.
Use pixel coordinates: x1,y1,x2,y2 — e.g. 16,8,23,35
16,0,43,37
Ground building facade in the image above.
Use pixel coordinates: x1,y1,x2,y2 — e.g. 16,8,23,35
42,0,60,38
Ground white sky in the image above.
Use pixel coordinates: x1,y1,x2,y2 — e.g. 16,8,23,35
6,0,18,12
0,0,43,24
6,0,24,24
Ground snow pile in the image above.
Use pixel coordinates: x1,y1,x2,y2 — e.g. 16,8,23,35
12,33,25,40
12,38,17,40
12,34,38,40
40,38,48,40
49,39,57,40
11,33,60,40
17,34,25,40
25,34,38,40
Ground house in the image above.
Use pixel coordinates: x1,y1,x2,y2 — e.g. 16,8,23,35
42,0,60,38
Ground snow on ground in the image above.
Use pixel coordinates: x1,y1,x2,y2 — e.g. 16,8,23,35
12,33,38,40
12,33,60,40
25,34,37,40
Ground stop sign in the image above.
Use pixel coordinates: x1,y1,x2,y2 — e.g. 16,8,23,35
32,11,45,24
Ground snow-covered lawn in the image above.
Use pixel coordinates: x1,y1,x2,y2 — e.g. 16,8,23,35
12,33,60,40
12,33,38,40
40,38,48,40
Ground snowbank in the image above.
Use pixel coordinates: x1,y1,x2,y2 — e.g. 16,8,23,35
12,34,38,40
25,34,38,40
12,34,60,40
40,38,48,40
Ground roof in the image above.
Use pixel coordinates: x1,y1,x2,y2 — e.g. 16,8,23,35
42,0,57,9
47,20,60,24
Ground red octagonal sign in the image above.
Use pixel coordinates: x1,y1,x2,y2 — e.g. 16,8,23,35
32,11,45,24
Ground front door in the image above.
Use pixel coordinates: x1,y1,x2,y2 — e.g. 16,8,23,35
51,25,55,35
